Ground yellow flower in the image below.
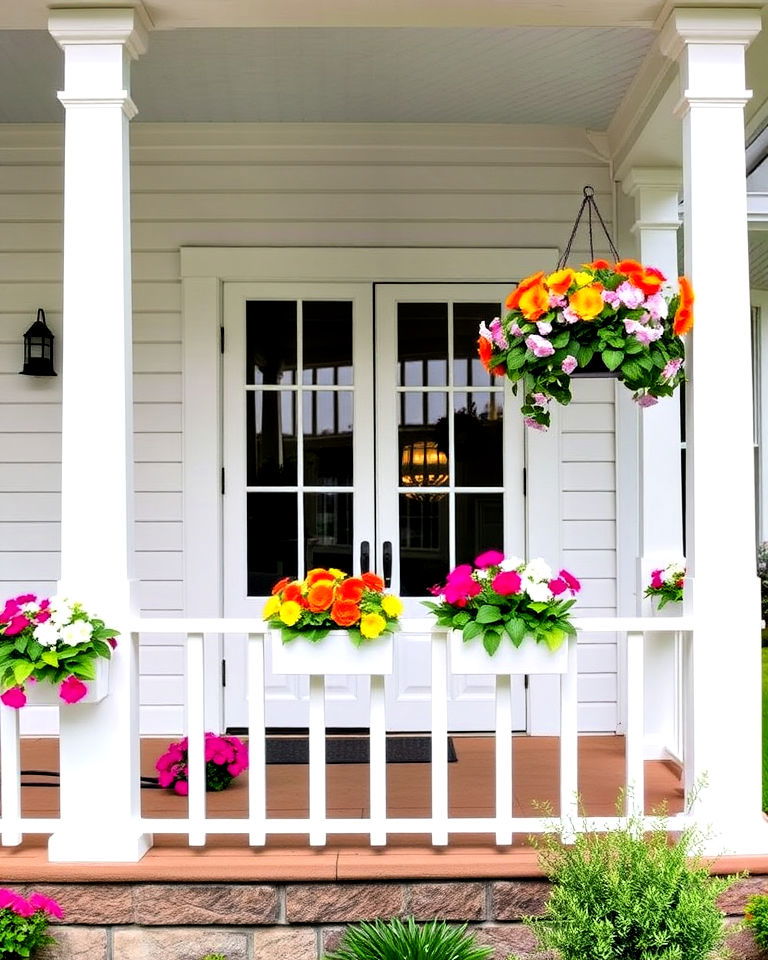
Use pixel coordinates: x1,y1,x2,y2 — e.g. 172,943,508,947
328,568,346,579
360,613,386,639
572,270,595,288
545,268,575,296
569,285,604,321
381,595,403,618
262,595,281,619
279,600,302,626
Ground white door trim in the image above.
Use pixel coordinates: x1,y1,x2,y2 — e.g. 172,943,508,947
180,246,557,730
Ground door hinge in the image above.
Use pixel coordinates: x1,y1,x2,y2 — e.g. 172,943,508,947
221,659,227,688
522,467,527,497
524,674,529,690
221,467,225,495
220,326,225,353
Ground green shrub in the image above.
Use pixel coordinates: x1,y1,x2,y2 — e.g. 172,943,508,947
746,894,768,953
322,917,492,960
525,805,735,960
199,954,227,960
758,542,768,630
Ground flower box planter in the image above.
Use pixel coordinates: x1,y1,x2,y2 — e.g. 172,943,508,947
270,629,394,676
449,629,569,675
650,598,683,617
24,658,110,706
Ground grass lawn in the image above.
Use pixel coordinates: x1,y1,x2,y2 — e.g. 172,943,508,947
763,648,768,812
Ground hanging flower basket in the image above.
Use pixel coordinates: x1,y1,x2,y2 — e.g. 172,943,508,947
477,188,693,429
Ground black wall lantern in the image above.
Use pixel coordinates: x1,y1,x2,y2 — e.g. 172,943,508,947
20,308,56,377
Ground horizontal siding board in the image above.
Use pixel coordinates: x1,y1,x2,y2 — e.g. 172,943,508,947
578,673,617,702
0,374,61,404
135,492,182,522
569,379,615,403
0,521,60,551
0,492,60,521
134,433,182,462
561,548,616,578
0,551,59,580
561,461,615,491
134,404,182,432
134,342,182,372
561,402,615,432
561,432,615,462
134,522,183,551
135,462,182,492
562,491,616,520
134,373,182,403
140,675,184,706
577,578,616,607
139,645,185,675
135,550,184,581
135,579,184,610
577,642,618,672
133,314,182,342
563,520,615,549
578,702,618,732
0,432,61,461
0,462,60,491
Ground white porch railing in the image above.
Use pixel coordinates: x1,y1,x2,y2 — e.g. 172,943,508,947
0,617,693,858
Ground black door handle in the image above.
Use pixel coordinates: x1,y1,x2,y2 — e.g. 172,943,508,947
360,540,370,574
383,541,392,588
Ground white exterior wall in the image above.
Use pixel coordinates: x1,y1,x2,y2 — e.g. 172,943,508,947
0,123,620,734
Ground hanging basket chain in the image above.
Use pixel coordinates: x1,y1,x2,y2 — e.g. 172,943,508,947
556,185,620,270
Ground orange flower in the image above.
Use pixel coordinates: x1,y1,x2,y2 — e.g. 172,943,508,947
673,276,694,335
271,576,290,596
545,268,575,296
330,601,361,627
631,268,664,297
283,581,304,603
568,285,604,321
306,568,335,586
615,259,643,276
505,272,545,311
362,572,384,592
337,577,365,603
307,581,334,612
584,259,612,270
518,283,550,322
478,336,493,371
490,362,506,378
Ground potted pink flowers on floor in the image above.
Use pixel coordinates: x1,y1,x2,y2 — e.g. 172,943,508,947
155,732,249,795
0,888,62,959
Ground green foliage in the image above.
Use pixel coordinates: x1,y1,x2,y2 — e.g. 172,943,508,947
0,908,55,959
762,648,768,813
745,894,768,952
757,542,768,627
322,917,493,960
526,804,734,960
199,954,227,960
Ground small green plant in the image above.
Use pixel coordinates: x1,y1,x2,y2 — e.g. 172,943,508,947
758,542,768,635
745,894,768,953
524,799,735,960
323,917,492,960
0,889,62,959
199,954,227,960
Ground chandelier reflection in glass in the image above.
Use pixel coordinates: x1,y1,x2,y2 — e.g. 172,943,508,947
400,439,449,496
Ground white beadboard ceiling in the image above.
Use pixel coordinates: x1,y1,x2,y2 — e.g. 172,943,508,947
0,26,654,125
751,233,768,291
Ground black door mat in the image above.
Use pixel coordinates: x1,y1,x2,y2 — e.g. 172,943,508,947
266,735,457,765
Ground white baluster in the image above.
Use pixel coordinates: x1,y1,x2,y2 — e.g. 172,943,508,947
625,631,645,820
559,636,579,839
308,674,327,846
186,632,206,846
495,674,513,845
431,630,449,846
247,633,266,846
0,705,21,846
369,674,387,846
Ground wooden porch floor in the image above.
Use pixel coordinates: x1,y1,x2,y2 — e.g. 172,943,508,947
3,734,750,883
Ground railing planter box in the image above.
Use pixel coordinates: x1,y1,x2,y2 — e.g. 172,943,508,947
270,629,394,676
651,598,683,617
24,659,110,706
449,630,569,675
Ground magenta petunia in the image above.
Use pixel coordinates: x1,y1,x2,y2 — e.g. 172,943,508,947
445,564,473,583
559,569,581,593
28,892,63,919
174,780,189,796
0,601,20,623
549,578,568,596
2,615,30,636
475,550,504,569
59,676,88,704
650,569,663,589
0,687,26,709
0,890,34,917
492,571,522,596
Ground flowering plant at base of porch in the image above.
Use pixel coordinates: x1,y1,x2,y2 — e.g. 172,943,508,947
477,260,693,429
0,888,62,960
644,559,686,610
155,732,249,796
0,594,118,708
423,550,581,656
264,568,403,646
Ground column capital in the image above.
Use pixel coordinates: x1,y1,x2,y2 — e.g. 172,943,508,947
659,7,762,63
48,5,152,59
622,167,682,198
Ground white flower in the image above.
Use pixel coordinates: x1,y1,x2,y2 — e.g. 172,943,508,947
527,581,553,603
499,555,524,572
524,557,552,582
48,596,74,627
33,621,61,649
61,620,93,647
19,602,39,615
476,568,492,580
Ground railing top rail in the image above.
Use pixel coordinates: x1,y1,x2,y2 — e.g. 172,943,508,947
130,615,693,635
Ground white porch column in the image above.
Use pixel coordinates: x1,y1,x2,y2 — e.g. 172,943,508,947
661,7,766,852
622,169,684,761
47,6,151,861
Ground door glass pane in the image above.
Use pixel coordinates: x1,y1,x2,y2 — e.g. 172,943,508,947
453,392,504,487
398,392,448,490
397,303,448,386
453,302,499,387
248,392,297,486
305,492,353,573
399,493,449,596
456,493,504,567
248,492,298,595
303,391,353,486
302,301,353,385
246,301,297,385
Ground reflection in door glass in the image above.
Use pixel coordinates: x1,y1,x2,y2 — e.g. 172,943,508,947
302,301,353,385
456,493,504,568
399,493,449,596
453,302,500,387
305,492,353,574
397,303,448,386
303,391,353,486
246,301,297,385
453,392,503,487
247,492,298,595
247,391,297,486
398,392,448,489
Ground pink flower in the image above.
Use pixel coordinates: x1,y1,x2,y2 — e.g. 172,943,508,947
644,291,668,321
174,780,189,796
559,569,581,593
549,293,566,308
525,334,555,358
601,288,621,309
616,280,645,309
524,417,547,431
650,569,664,589
561,306,580,324
28,893,63,919
0,687,26,709
446,564,473,582
635,392,659,408
536,321,553,335
59,676,88,704
493,571,522,595
15,594,36,604
532,392,550,408
509,321,524,338
561,355,577,375
0,890,34,917
475,550,504,568
108,637,118,649
0,600,20,622
35,610,51,623
2,615,30,636
444,578,481,605
549,578,569,596
634,325,663,345
662,358,683,382
428,584,443,596
157,770,175,788
489,317,508,350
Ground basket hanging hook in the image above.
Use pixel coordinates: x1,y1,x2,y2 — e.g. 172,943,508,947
556,185,620,270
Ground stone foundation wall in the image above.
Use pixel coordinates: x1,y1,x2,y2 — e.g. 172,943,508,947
16,877,766,959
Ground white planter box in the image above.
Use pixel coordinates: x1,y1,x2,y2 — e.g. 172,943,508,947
270,629,394,676
24,658,110,706
651,597,683,617
449,629,569,675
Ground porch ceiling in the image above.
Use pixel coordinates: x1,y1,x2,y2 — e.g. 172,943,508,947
0,26,656,125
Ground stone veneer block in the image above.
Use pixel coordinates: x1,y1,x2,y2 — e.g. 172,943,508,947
38,926,108,960
22,883,134,925
408,881,486,921
113,928,248,960
286,882,405,922
491,880,551,920
473,923,539,959
133,883,278,924
252,926,318,959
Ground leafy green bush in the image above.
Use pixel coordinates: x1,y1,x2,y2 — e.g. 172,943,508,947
525,806,735,960
323,917,492,960
745,894,768,953
199,954,227,960
758,542,768,631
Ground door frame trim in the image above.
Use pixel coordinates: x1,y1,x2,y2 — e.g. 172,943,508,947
180,246,557,730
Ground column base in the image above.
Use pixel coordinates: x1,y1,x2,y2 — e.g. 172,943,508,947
698,816,768,857
48,828,152,863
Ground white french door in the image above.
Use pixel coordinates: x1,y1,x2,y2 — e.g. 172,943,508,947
222,281,527,731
